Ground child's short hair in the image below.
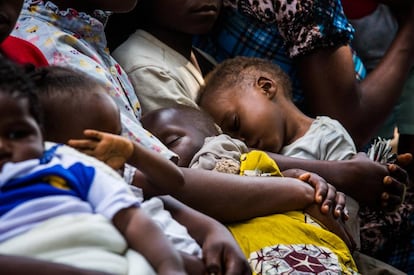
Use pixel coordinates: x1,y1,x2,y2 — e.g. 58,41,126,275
199,56,292,103
0,57,42,124
31,65,105,101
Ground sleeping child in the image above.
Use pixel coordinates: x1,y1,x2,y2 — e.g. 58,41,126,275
0,57,186,275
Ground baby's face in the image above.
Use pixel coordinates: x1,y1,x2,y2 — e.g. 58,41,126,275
0,0,24,42
0,94,43,171
200,85,286,153
142,109,207,167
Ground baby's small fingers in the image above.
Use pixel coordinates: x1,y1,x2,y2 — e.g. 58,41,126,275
68,139,96,150
83,129,103,140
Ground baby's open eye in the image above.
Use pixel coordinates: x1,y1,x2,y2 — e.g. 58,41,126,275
7,129,31,140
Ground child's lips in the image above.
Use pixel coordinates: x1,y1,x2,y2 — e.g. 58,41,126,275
192,4,218,13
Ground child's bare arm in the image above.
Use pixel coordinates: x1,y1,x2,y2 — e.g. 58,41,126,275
113,206,186,275
68,129,184,192
161,196,251,275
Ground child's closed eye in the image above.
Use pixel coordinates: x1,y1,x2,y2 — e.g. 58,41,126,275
224,114,240,134
164,134,182,147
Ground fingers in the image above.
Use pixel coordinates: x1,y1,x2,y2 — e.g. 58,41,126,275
298,172,311,182
333,192,347,219
203,246,222,275
388,164,409,184
298,172,326,203
320,184,336,215
396,152,412,167
203,241,251,275
82,129,104,140
67,139,97,150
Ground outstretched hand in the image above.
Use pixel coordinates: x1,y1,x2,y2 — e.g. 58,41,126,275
68,129,133,170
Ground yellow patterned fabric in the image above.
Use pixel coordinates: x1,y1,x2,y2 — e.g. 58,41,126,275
239,150,282,177
232,150,358,274
228,212,358,274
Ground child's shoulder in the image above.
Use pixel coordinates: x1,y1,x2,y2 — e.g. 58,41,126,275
45,142,124,180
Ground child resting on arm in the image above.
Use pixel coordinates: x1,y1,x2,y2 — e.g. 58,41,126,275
31,65,251,275
198,56,412,272
140,105,360,274
72,102,360,273
0,58,185,275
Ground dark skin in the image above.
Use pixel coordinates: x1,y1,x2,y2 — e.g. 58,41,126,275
199,65,410,212
342,0,414,181
141,107,347,220
0,255,112,275
296,3,414,149
50,0,138,13
0,0,24,43
113,206,186,274
0,94,185,274
41,85,251,275
141,106,356,250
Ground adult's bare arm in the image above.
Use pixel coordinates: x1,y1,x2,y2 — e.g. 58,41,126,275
297,4,414,148
0,255,110,275
267,152,407,210
169,168,316,222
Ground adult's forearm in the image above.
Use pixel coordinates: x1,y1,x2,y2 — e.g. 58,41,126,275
268,152,391,207
298,13,414,148
170,168,314,223
0,255,108,275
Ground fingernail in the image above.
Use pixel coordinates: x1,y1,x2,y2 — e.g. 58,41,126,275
383,176,392,185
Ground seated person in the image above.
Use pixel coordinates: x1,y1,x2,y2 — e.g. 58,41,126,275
30,64,251,274
78,108,360,273
140,105,406,275
107,0,409,224
12,0,176,161
198,56,413,256
33,63,357,273
0,58,185,275
110,0,220,114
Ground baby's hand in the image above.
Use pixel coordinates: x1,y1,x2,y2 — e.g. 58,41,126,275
68,129,133,170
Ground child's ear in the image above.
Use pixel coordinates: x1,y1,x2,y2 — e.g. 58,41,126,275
257,76,276,100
